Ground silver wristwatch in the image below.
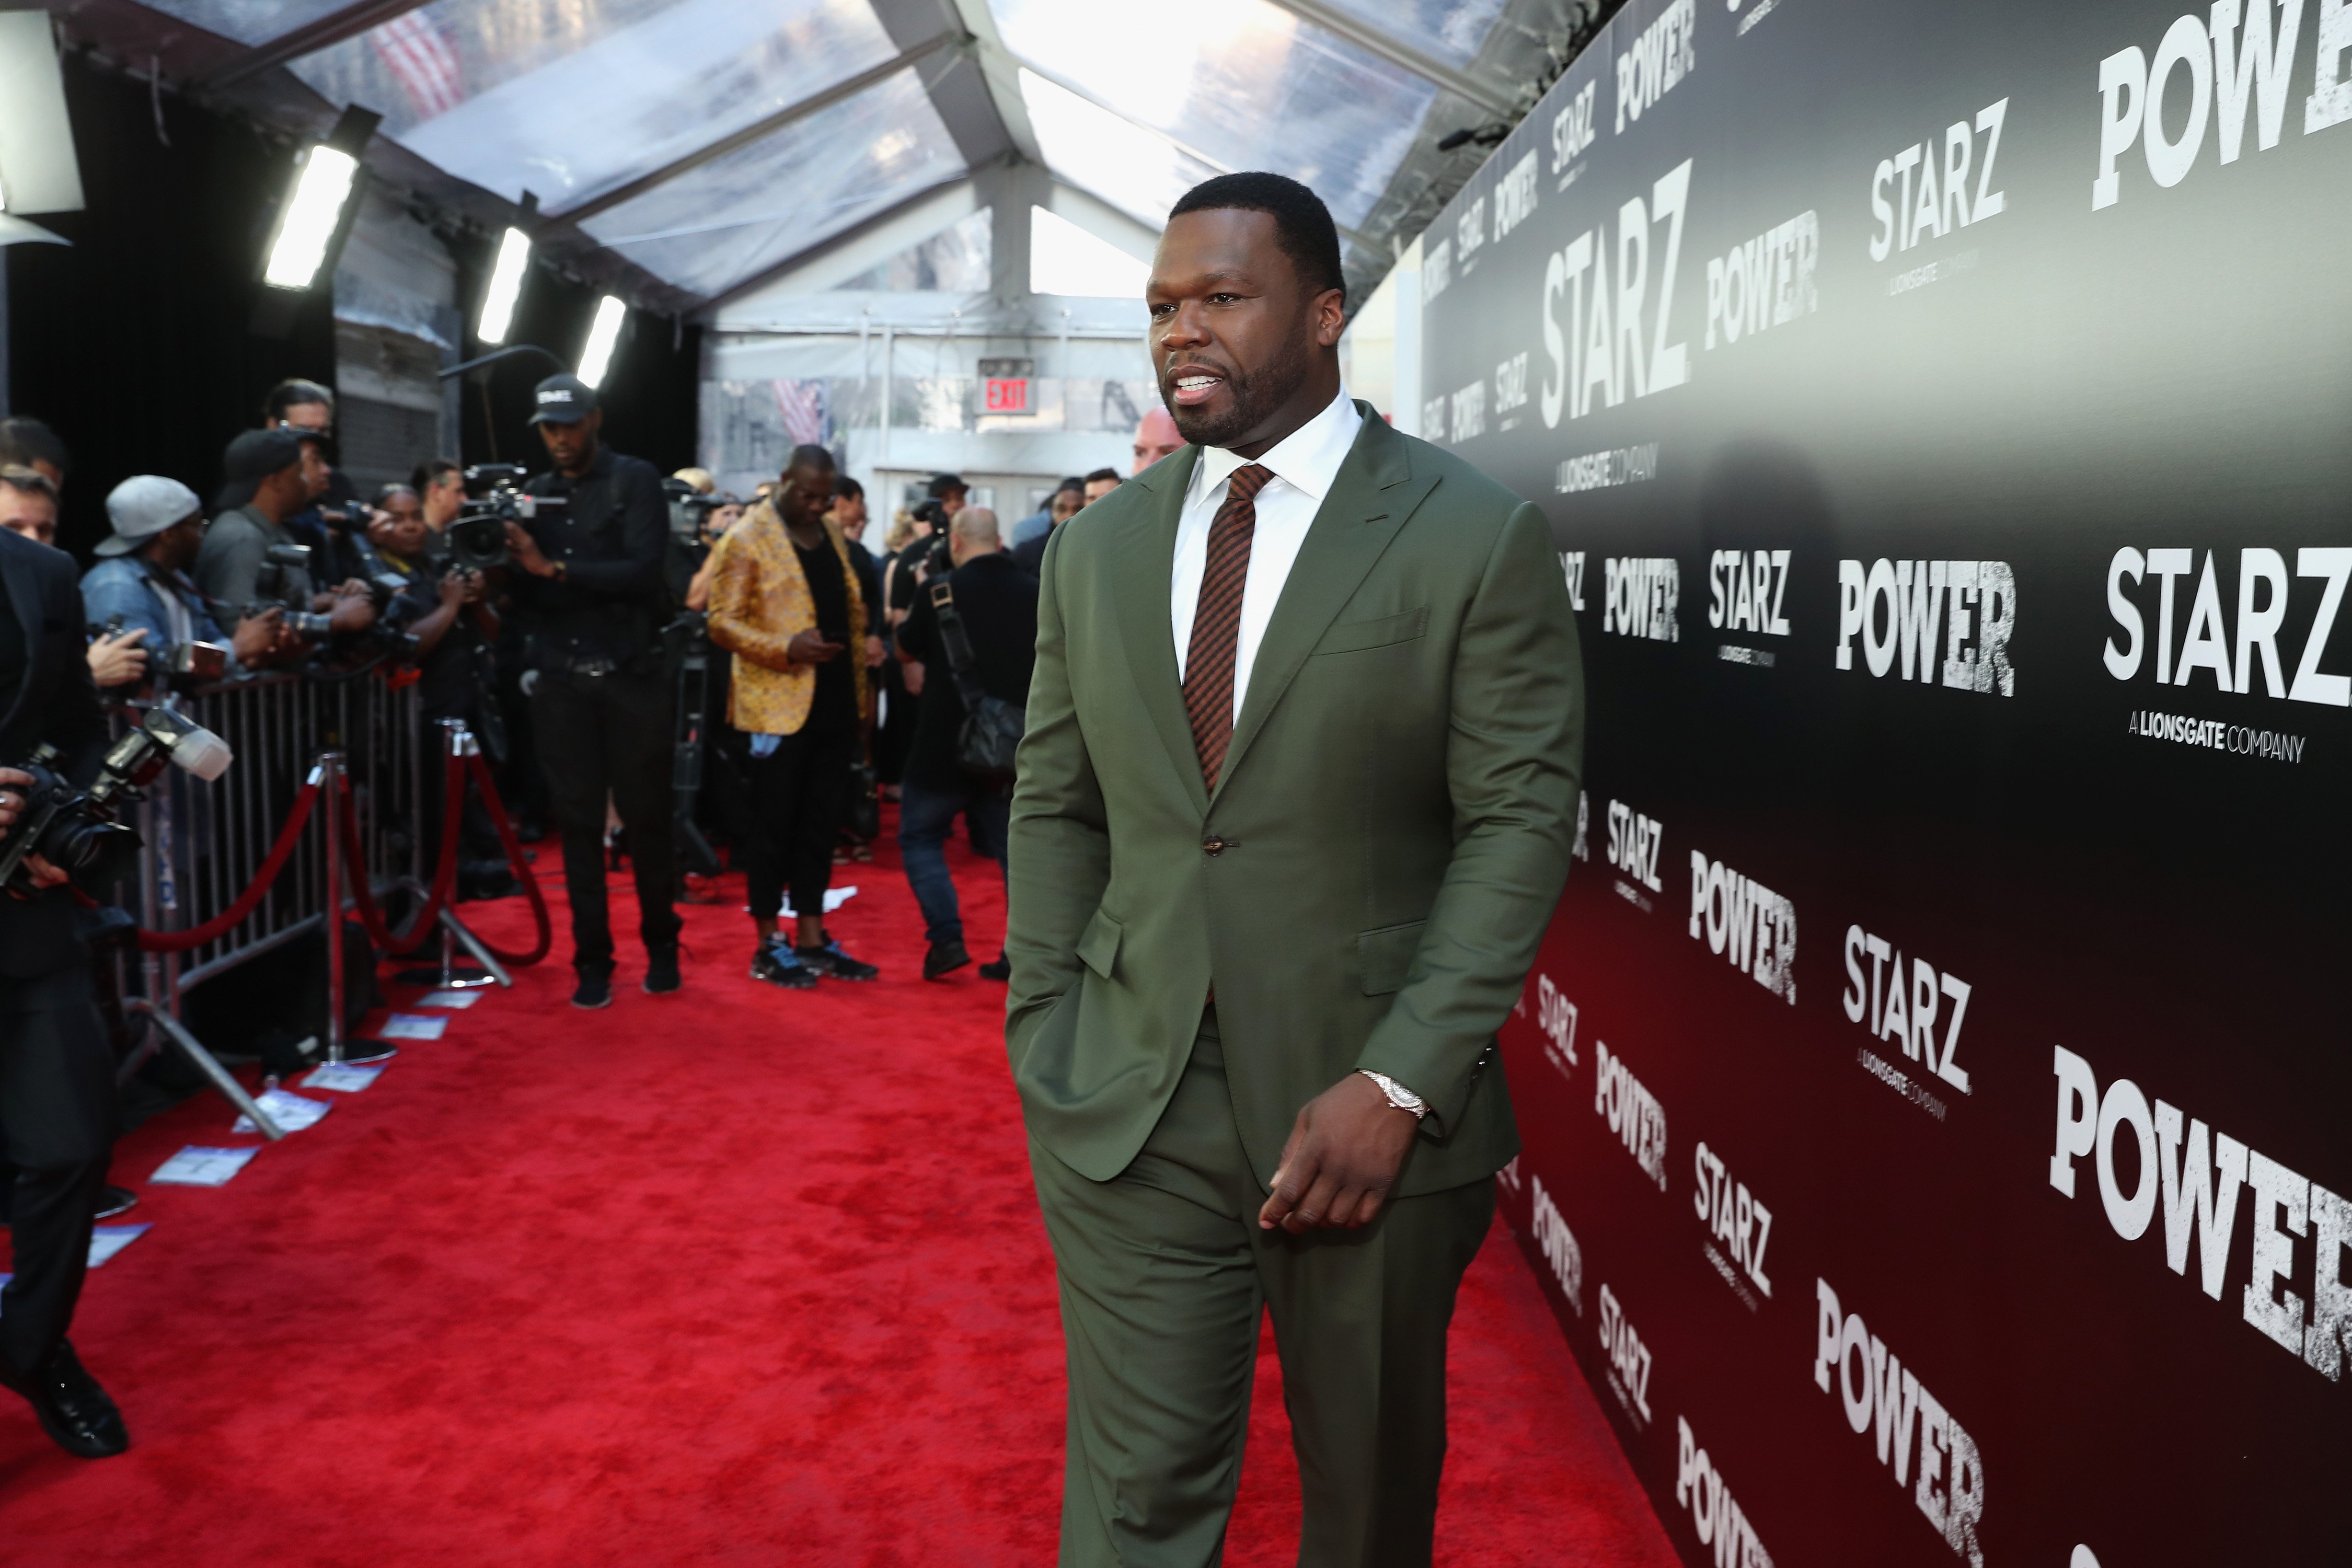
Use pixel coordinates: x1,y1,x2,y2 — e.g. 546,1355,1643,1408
1358,1069,1427,1120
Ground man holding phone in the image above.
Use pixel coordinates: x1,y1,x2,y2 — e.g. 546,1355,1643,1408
704,444,878,989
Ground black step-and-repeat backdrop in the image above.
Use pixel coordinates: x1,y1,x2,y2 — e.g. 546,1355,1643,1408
1427,1,2350,1561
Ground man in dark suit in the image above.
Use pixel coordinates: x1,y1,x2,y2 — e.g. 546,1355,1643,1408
1006,172,1584,1565
0,525,131,1458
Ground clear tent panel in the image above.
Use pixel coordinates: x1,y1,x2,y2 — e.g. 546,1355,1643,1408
1017,71,1219,232
136,0,356,45
987,0,1436,230
285,0,897,212
578,66,963,298
1312,0,1509,69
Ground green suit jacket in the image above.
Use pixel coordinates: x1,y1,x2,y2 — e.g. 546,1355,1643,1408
1005,405,1584,1197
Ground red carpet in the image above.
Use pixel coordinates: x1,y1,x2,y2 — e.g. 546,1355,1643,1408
1,816,1676,1565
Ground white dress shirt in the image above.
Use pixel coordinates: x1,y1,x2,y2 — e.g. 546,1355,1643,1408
1170,386,1364,725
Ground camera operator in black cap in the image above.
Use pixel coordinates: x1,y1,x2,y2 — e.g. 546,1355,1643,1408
503,373,682,1007
193,430,375,653
0,524,131,1459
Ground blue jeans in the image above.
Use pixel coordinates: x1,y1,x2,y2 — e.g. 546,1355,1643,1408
897,777,1009,948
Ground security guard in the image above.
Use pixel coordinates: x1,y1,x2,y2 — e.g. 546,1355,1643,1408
501,374,681,1008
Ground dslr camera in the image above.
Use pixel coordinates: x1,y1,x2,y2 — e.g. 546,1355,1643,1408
448,464,565,571
244,541,335,637
662,478,726,543
0,706,234,897
88,615,228,692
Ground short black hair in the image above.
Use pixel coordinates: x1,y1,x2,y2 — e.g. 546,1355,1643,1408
0,417,69,478
834,475,864,500
1083,467,1122,488
1168,172,1345,306
1056,476,1085,495
412,456,462,493
787,444,836,475
266,378,336,423
927,472,966,498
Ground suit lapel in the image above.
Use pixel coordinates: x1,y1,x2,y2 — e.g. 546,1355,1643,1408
1215,411,1438,802
1110,446,1210,816
0,538,47,743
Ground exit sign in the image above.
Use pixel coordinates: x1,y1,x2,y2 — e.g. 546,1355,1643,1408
985,377,1030,413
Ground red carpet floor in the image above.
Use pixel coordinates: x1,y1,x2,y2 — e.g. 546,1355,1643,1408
1,817,1677,1566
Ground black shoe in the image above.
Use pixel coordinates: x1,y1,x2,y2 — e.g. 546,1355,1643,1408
571,970,613,1009
978,958,1011,982
924,939,972,981
8,1342,128,1459
798,941,879,981
95,1185,138,1222
751,945,818,990
642,948,682,994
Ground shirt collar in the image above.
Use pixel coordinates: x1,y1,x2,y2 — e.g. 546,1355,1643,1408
1196,385,1363,502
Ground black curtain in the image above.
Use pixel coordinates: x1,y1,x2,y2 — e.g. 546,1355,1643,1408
8,55,702,565
6,56,337,562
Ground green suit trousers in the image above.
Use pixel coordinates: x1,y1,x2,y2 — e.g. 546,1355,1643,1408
1031,1007,1495,1568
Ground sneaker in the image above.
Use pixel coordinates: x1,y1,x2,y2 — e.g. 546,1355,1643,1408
923,939,972,981
643,948,682,994
571,970,614,1009
751,946,818,989
978,958,1011,982
798,941,879,982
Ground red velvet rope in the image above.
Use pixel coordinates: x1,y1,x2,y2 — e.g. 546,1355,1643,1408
464,750,551,966
336,749,466,957
135,781,320,953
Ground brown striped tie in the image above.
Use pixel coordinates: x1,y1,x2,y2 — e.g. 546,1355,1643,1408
1183,463,1274,791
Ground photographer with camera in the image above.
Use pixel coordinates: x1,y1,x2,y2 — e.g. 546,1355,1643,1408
501,374,682,1007
194,430,375,658
0,524,131,1459
80,477,284,687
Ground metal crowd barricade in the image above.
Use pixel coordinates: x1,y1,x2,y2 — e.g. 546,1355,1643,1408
108,670,426,1135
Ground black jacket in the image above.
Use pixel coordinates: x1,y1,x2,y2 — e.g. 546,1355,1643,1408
514,444,670,671
893,551,1038,790
0,529,111,978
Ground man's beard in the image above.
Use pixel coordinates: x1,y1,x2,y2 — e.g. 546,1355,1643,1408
1163,328,1312,449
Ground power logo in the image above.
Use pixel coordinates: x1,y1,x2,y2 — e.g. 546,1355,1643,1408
1616,0,1697,133
1604,557,1681,642
1675,1416,1775,1568
1688,851,1797,1003
1836,559,2017,696
1594,1040,1670,1190
1813,1278,1988,1567
1531,1173,1585,1315
2049,1045,2350,1380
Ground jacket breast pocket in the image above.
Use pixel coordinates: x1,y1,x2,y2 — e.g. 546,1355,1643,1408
1357,919,1425,996
1312,605,1427,657
1077,907,1124,980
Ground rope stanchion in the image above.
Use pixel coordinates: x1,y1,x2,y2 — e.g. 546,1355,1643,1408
135,780,321,953
336,748,466,957
466,750,552,967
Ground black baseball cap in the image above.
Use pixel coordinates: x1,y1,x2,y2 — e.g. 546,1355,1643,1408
222,428,305,482
529,374,597,425
927,472,966,498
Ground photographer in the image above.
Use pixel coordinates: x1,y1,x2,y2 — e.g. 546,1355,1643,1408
890,506,1034,981
80,477,284,684
0,525,130,1459
414,458,465,562
502,374,682,1007
193,430,375,653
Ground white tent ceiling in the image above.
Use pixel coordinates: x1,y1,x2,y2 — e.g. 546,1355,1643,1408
51,0,1606,315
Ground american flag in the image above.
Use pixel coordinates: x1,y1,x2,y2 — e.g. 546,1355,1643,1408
771,380,829,448
370,11,465,121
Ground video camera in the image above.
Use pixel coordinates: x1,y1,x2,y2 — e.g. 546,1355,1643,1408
0,706,234,896
448,464,564,571
662,478,727,543
88,615,228,691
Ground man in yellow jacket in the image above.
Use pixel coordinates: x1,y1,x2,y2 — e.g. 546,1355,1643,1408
704,444,878,988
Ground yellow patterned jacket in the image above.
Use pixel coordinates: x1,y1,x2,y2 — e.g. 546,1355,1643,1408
704,500,869,736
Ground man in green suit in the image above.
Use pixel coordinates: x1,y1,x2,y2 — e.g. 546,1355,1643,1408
1007,171,1584,1567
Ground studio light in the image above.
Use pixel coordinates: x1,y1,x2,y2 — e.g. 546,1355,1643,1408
479,227,532,344
262,145,359,291
578,295,626,388
257,106,379,296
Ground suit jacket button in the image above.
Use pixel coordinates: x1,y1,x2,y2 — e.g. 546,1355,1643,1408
1202,836,1226,856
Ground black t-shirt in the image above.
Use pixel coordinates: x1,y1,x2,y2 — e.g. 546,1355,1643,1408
0,581,24,718
795,537,858,733
894,552,1039,789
